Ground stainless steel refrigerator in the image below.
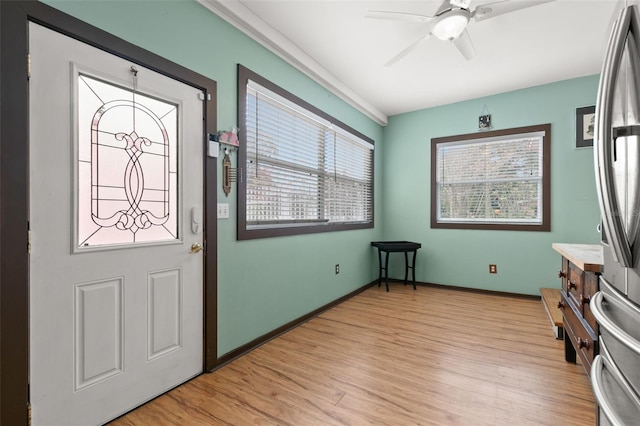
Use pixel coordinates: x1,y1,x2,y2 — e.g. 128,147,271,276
592,4,640,424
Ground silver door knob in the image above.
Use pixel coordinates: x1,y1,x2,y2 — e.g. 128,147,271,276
190,242,203,253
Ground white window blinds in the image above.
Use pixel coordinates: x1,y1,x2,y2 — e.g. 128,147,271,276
245,79,374,229
436,130,545,225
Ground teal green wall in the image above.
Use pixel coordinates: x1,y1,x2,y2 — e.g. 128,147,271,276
43,0,384,356
381,76,601,295
41,0,602,356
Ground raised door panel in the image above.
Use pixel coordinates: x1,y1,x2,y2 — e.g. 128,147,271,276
74,278,124,390
148,268,182,360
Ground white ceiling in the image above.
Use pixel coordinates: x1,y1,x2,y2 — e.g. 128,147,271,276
200,0,624,125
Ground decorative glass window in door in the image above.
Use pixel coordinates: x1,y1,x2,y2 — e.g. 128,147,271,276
77,73,178,247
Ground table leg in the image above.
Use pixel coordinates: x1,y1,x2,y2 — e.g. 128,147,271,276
404,251,409,285
564,332,576,363
377,248,383,288
411,250,417,290
384,251,390,292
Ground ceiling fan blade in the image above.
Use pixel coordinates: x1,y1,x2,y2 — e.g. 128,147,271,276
434,0,455,16
452,29,476,60
366,10,433,23
473,0,554,22
385,33,431,67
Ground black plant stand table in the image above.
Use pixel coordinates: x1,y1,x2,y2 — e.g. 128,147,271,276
371,241,421,291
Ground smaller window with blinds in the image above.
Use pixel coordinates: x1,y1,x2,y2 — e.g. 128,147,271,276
237,65,374,240
431,124,551,231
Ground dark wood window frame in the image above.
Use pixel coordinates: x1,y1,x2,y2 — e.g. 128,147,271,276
237,65,375,240
0,2,218,423
430,124,551,232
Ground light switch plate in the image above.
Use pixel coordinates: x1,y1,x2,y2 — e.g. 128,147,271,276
217,203,229,219
208,140,219,158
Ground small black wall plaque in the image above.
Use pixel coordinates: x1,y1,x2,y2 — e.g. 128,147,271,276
479,114,491,130
576,106,595,148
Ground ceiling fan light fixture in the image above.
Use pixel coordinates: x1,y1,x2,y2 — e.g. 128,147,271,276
431,10,470,41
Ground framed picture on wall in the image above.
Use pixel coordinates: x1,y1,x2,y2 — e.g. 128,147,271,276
576,106,595,148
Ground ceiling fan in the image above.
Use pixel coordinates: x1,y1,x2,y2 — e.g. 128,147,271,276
366,0,554,66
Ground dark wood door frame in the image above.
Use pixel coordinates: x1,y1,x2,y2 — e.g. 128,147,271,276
0,1,218,423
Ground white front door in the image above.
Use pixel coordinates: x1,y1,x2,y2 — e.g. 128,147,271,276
29,23,204,425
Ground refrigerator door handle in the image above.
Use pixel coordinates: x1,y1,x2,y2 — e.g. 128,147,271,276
592,344,640,426
592,356,624,426
595,5,638,267
591,289,640,356
613,125,640,162
612,125,640,140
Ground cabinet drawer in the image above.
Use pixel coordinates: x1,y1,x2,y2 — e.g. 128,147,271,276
568,262,584,308
561,292,598,373
583,272,599,331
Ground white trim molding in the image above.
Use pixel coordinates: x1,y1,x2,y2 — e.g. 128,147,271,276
197,0,388,126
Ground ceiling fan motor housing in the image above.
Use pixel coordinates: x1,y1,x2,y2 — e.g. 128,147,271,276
431,9,471,41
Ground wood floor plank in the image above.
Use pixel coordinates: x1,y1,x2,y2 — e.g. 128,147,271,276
109,283,596,425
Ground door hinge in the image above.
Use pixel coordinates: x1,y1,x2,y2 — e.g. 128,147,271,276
27,53,31,80
198,92,211,101
28,230,32,253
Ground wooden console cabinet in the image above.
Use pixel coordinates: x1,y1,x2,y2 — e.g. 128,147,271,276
552,243,603,375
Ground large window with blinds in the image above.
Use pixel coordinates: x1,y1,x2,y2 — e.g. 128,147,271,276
431,124,550,231
237,65,374,240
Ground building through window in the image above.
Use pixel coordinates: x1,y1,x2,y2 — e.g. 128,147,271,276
431,124,551,231
237,65,374,240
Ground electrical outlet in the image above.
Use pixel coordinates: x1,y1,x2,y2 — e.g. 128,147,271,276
335,264,340,274
489,264,497,274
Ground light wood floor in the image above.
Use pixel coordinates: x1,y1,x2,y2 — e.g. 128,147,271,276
110,283,595,425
